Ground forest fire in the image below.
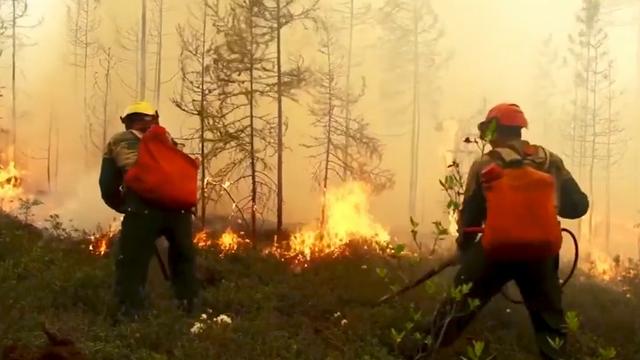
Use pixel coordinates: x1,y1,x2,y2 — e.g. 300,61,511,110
89,218,121,256
0,161,22,207
583,250,618,282
194,228,250,256
270,182,391,266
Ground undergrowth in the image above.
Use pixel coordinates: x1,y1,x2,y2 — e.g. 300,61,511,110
0,212,639,359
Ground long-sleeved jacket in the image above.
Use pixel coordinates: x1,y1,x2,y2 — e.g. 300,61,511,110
99,130,147,213
456,140,589,252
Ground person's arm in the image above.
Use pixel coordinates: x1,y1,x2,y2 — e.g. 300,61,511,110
456,159,487,253
98,143,125,213
551,154,589,219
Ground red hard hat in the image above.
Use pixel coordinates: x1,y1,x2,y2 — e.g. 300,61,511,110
484,103,528,128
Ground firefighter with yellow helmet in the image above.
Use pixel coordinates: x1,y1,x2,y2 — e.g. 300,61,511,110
99,101,199,320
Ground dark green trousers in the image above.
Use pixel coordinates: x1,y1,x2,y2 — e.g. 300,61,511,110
114,210,198,314
423,242,566,359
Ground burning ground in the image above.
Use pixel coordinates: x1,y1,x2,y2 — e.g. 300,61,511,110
1,209,640,359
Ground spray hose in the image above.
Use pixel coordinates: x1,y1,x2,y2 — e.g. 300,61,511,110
377,227,579,305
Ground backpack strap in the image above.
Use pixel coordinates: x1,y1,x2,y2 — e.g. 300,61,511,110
129,129,144,139
488,147,523,166
488,144,551,171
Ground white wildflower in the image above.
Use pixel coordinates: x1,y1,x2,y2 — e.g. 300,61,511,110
333,312,342,318
340,319,348,326
214,314,232,324
190,322,205,334
200,313,208,320
361,265,368,269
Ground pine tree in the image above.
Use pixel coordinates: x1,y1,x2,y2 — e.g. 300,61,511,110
66,0,100,167
378,0,445,219
303,21,393,228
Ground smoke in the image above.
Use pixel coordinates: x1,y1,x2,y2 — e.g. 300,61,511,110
31,167,116,230
1,0,638,259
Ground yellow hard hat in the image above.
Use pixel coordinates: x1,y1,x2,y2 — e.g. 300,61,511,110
121,101,158,120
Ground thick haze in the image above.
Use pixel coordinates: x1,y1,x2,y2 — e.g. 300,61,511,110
8,0,640,256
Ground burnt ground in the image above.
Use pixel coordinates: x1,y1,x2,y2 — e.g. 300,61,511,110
1,213,639,360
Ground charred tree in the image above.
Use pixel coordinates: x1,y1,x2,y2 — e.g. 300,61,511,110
139,0,148,100
47,108,52,192
175,0,309,238
602,61,625,252
265,0,316,234
173,0,219,227
217,0,308,239
568,0,606,242
66,0,100,167
534,34,561,141
332,0,370,180
89,46,119,155
4,0,40,163
152,0,165,108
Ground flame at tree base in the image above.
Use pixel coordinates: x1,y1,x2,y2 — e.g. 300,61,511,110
195,228,251,257
268,181,392,266
0,161,23,210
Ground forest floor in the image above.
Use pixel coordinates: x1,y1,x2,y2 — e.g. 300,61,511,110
1,213,639,360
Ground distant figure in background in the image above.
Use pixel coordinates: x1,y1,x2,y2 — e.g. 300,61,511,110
404,103,589,359
98,101,199,320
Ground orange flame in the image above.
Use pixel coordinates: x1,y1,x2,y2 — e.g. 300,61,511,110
194,230,213,248
270,181,391,265
89,218,120,256
0,161,22,208
195,228,250,256
583,250,618,282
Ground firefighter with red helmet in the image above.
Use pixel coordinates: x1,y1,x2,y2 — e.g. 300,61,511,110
99,101,199,320
403,103,589,359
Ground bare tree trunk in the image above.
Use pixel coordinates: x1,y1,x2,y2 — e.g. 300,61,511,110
588,46,599,243
47,109,52,193
199,0,207,229
249,3,257,241
570,79,579,168
103,48,112,150
74,0,80,86
637,5,640,99
408,1,419,218
276,0,284,234
342,0,354,180
55,123,60,190
154,0,164,108
11,0,17,162
83,0,90,168
320,42,334,230
578,37,592,242
605,61,612,253
139,0,148,100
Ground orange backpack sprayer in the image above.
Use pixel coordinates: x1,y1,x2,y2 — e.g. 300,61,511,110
124,124,199,211
480,146,562,261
